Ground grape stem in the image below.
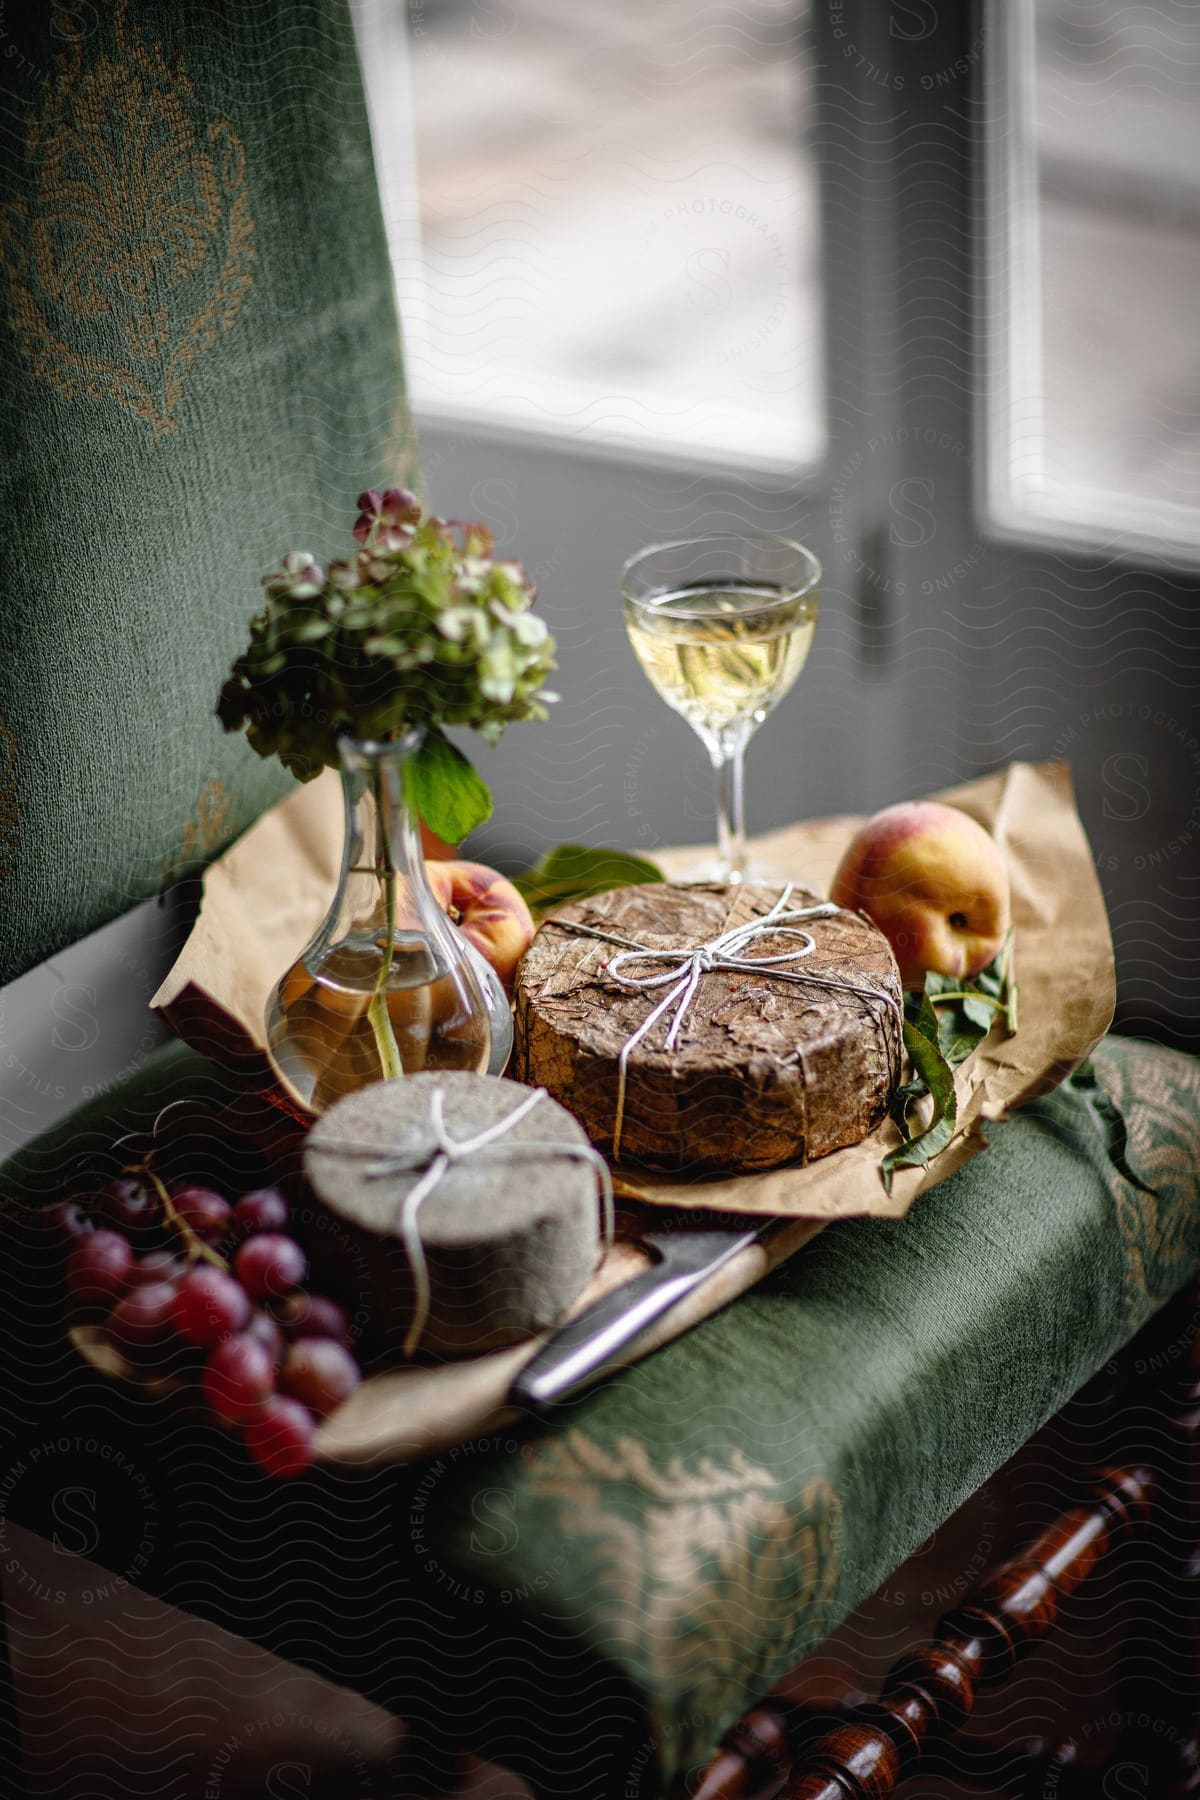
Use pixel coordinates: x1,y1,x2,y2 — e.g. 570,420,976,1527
134,1159,228,1270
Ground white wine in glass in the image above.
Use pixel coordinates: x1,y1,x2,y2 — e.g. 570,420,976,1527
621,536,820,881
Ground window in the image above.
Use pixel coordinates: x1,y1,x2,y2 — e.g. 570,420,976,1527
985,0,1200,561
363,0,823,470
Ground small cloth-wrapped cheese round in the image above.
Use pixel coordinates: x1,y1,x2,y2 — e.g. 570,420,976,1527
304,1072,601,1358
514,881,903,1172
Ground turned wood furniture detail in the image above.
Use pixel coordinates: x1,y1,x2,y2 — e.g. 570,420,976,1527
689,1280,1200,1800
1158,1283,1200,1798
688,1465,1154,1800
781,1465,1153,1798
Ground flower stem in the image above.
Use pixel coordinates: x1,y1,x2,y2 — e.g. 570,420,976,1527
367,759,405,1081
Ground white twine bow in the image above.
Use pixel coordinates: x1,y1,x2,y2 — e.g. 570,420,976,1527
310,1086,614,1357
562,883,901,1161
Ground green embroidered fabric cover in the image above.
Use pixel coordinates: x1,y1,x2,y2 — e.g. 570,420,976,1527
1,1034,1197,1797
0,0,416,983
423,1034,1200,1789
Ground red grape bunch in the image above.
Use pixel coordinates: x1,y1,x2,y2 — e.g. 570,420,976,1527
47,1173,361,1479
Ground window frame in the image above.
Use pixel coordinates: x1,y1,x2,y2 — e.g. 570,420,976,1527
978,0,1200,572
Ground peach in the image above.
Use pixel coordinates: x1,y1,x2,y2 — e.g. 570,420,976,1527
425,859,535,994
830,801,1010,990
420,819,457,861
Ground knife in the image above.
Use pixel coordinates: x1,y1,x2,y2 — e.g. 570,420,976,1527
508,1213,774,1409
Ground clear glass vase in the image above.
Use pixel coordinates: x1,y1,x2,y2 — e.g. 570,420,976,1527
266,732,511,1113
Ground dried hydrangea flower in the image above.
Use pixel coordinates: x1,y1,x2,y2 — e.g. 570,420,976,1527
218,492,557,840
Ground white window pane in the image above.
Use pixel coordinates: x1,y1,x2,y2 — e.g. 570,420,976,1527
987,0,1200,558
400,0,822,468
1038,0,1200,513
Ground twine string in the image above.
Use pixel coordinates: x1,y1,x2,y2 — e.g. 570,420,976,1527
309,1086,615,1357
559,883,901,1161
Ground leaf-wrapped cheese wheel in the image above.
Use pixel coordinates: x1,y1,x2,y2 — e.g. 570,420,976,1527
514,882,903,1173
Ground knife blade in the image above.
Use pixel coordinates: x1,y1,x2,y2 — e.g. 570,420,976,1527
508,1214,774,1409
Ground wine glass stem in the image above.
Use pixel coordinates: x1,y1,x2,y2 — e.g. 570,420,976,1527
712,733,748,881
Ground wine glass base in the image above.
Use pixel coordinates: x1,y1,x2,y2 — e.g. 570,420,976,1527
668,856,803,888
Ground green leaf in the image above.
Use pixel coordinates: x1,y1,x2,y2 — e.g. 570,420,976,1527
1068,1059,1158,1196
962,992,995,1032
513,844,664,912
921,932,1017,1068
280,617,332,644
910,987,941,1047
879,931,1018,1192
881,1017,959,1193
888,1075,926,1141
939,1018,986,1067
408,728,494,845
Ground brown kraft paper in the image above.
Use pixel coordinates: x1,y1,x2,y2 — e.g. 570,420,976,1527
138,762,1114,1464
154,758,1114,1226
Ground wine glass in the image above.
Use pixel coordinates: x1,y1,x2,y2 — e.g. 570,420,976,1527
621,533,821,882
